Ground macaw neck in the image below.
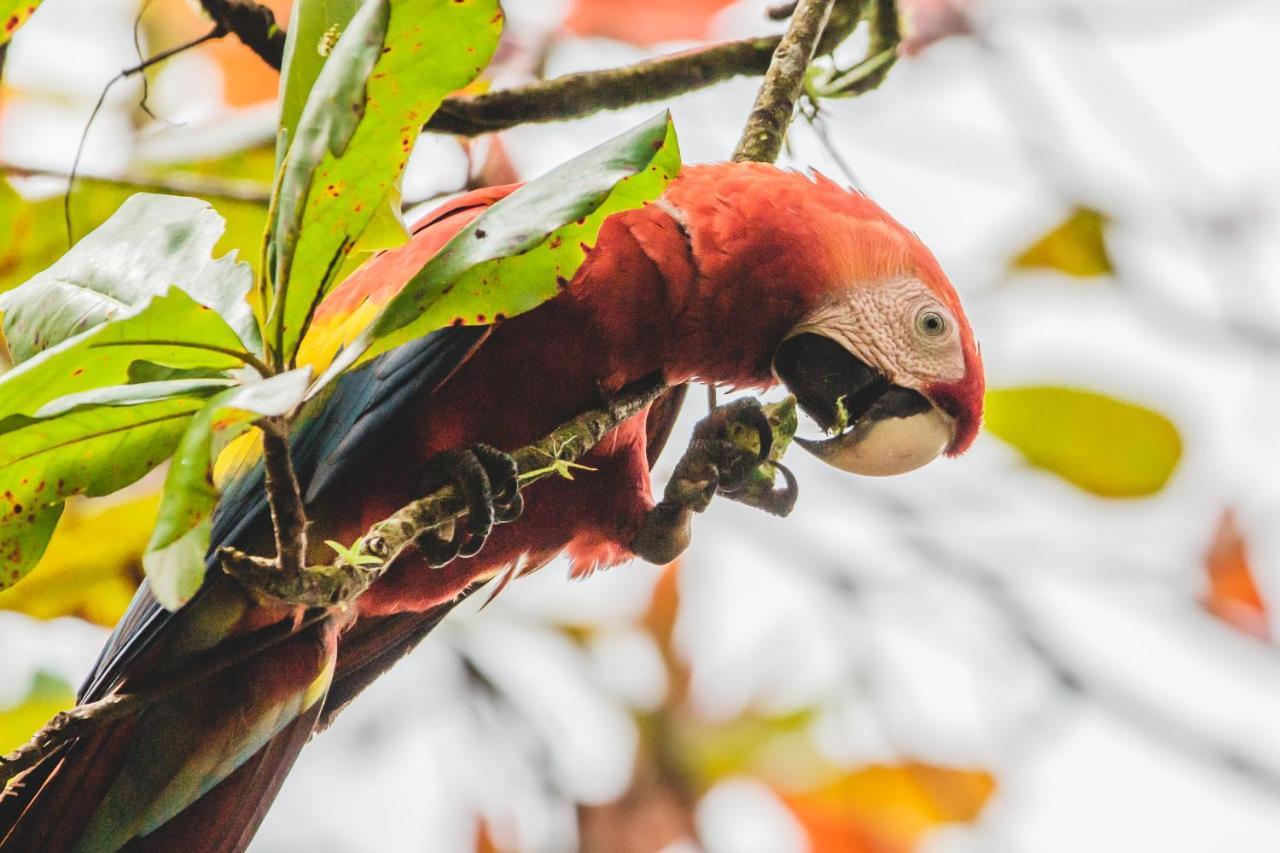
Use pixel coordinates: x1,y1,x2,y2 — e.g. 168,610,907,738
560,202,813,393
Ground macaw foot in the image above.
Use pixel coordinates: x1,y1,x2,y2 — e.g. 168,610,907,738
631,397,799,565
414,444,523,567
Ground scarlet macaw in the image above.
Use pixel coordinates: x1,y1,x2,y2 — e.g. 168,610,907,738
0,162,983,851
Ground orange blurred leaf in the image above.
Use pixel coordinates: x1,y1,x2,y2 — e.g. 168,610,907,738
899,0,975,56
1011,207,1113,278
1203,509,1271,640
564,0,735,46
780,762,996,853
147,0,292,108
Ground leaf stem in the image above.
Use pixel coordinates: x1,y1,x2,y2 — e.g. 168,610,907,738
90,340,274,378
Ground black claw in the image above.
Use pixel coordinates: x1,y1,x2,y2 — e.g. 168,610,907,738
414,443,525,568
416,522,465,567
471,443,520,503
762,460,799,517
494,489,523,524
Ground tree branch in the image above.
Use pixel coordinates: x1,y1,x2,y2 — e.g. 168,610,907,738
221,375,671,607
198,0,284,69
188,0,866,138
732,0,836,163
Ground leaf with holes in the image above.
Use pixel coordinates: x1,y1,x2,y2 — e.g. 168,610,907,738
984,386,1181,497
270,0,503,364
144,369,311,609
0,1,44,47
0,396,206,589
0,492,157,626
313,111,681,389
0,193,259,362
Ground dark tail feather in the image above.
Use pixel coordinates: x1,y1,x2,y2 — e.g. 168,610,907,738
1,615,336,853
120,697,325,853
0,717,138,851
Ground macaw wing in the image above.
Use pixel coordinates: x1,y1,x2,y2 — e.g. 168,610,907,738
79,185,521,703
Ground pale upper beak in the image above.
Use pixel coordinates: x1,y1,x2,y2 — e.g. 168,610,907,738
772,332,956,476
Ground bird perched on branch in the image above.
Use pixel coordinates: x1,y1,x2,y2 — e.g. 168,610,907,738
0,162,983,852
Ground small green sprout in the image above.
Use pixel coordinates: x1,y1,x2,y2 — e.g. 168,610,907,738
325,539,383,566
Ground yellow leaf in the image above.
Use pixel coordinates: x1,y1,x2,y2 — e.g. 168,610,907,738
1012,208,1113,278
781,762,996,853
0,672,73,756
984,386,1181,497
0,492,156,626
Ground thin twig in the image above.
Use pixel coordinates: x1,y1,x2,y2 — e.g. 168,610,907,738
732,0,836,163
64,26,225,246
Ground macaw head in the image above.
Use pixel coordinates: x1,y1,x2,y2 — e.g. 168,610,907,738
656,163,983,476
758,173,984,476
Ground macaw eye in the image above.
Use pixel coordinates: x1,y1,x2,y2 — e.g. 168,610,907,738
916,309,947,338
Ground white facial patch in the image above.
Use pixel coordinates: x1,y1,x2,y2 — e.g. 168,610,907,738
788,276,967,389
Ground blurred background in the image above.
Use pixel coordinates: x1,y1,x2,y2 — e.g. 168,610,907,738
1,0,1279,850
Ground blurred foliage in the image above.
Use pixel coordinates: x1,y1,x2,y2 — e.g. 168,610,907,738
0,492,153,626
0,164,269,301
1011,207,1113,278
780,762,996,853
0,672,73,755
563,0,736,45
1203,509,1271,641
574,561,999,851
984,386,1182,497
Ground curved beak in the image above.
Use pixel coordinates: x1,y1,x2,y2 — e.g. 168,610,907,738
772,333,954,476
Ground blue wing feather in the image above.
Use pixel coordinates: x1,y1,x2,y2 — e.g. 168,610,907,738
78,326,488,702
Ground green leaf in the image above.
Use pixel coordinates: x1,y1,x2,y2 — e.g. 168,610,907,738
0,193,259,362
0,287,247,426
984,386,1182,497
1011,208,1113,278
0,1,45,47
0,673,73,756
314,111,681,389
278,0,363,148
0,397,205,588
144,369,311,609
270,0,503,364
34,378,236,419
